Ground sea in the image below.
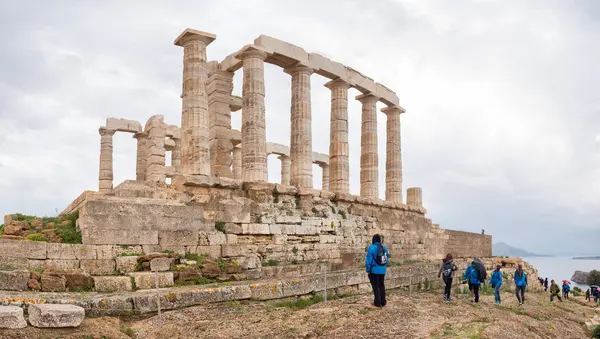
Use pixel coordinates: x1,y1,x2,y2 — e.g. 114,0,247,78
523,256,600,291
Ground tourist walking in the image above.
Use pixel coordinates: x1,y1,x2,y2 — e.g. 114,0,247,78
463,260,482,304
585,288,591,301
365,234,389,308
550,280,563,302
514,264,527,305
593,287,599,303
489,264,503,305
544,278,548,292
562,282,570,300
438,253,458,302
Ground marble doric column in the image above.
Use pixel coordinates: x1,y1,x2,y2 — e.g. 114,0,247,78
175,29,216,177
324,79,350,195
145,115,167,183
357,93,379,199
284,64,313,189
98,127,116,192
133,132,148,181
382,105,404,202
207,69,235,178
172,137,181,170
320,164,330,191
279,155,291,186
407,187,423,207
236,46,268,182
232,145,242,181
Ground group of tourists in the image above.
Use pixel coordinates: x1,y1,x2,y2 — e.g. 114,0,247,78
364,237,599,308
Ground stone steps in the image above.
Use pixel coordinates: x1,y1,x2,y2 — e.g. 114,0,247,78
0,304,84,329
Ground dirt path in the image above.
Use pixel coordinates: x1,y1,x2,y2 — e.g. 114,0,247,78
1,289,597,338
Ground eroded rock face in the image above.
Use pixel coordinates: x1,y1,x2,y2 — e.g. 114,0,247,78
572,270,589,284
0,270,29,291
0,306,27,329
28,304,85,328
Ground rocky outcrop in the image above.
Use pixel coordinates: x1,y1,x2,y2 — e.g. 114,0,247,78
571,270,589,284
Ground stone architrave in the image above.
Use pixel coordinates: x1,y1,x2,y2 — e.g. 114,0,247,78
357,93,379,199
144,115,167,183
382,105,404,202
320,164,330,191
236,46,269,182
284,64,313,189
133,132,148,181
325,79,350,195
175,29,216,177
98,127,116,192
207,69,235,178
279,155,291,186
232,145,242,181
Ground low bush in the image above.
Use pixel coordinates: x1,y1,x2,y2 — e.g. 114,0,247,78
26,233,48,242
592,325,600,339
274,294,324,309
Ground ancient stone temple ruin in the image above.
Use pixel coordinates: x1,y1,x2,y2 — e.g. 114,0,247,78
0,29,492,308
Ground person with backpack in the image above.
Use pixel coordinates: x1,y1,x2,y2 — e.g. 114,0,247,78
544,278,548,292
586,288,591,301
514,264,527,305
562,282,570,300
437,253,458,302
549,280,562,302
489,264,503,305
365,234,389,308
462,260,483,304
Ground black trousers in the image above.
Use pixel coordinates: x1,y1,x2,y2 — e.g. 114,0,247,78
472,283,480,303
516,286,526,303
368,273,386,307
550,293,562,302
443,277,453,299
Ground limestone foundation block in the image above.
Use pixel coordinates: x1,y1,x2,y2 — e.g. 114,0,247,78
208,232,227,245
28,304,85,328
115,256,139,274
47,243,97,260
41,274,66,292
0,270,29,291
93,276,133,292
158,230,198,246
128,272,174,290
150,257,173,272
0,306,27,329
193,245,222,258
0,239,47,259
80,259,116,275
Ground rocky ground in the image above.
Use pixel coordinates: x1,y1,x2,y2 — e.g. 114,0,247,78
1,288,598,338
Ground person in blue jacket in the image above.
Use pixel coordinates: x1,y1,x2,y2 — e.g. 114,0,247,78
562,282,570,299
365,234,390,307
489,264,503,305
463,261,482,304
514,264,528,305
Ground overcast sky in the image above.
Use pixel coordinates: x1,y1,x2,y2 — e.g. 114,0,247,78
0,0,599,255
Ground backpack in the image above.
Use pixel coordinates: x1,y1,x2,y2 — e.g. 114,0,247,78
374,243,388,265
473,260,487,282
442,262,453,278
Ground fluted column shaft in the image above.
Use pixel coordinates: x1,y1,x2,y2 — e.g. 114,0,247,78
99,128,116,192
172,137,181,170
279,155,291,186
232,145,242,181
321,164,330,191
325,79,350,195
134,132,148,181
207,70,235,178
358,94,379,199
383,106,403,202
239,47,268,182
145,116,167,183
285,65,313,189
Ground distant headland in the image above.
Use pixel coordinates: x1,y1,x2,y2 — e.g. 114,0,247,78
572,256,600,260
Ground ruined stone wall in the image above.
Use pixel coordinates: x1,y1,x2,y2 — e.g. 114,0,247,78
443,230,492,258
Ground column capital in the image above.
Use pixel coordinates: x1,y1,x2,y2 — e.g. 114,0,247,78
99,127,116,136
324,78,350,90
355,92,379,104
234,45,269,61
174,28,216,47
381,104,406,115
277,154,290,160
283,63,314,76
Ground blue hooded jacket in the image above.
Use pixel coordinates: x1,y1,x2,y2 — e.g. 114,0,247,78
490,270,502,287
463,265,481,285
365,242,389,275
562,284,570,293
514,270,527,287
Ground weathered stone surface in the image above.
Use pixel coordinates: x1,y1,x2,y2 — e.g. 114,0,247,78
80,260,116,275
0,239,46,259
0,306,26,329
47,243,96,260
128,272,174,290
41,274,66,292
194,245,222,258
44,259,80,271
28,279,41,291
0,257,28,270
159,230,198,246
93,276,133,292
28,304,85,328
250,281,284,300
207,232,227,245
63,272,94,291
150,257,173,272
0,270,29,291
115,256,139,273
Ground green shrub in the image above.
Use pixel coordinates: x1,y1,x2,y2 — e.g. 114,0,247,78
161,250,175,254
54,211,82,244
26,233,48,242
0,224,4,233
273,192,279,203
338,210,347,219
119,253,143,257
216,259,227,269
214,221,226,233
573,286,582,293
592,325,600,339
185,252,209,266
196,277,215,285
263,260,280,267
588,270,600,286
13,214,36,221
120,325,135,337
571,290,582,297
275,294,324,309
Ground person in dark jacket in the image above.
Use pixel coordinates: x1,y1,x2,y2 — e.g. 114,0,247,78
437,253,458,302
489,264,503,305
544,278,548,292
463,261,482,304
514,264,527,305
365,234,390,307
550,280,562,302
586,288,591,301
